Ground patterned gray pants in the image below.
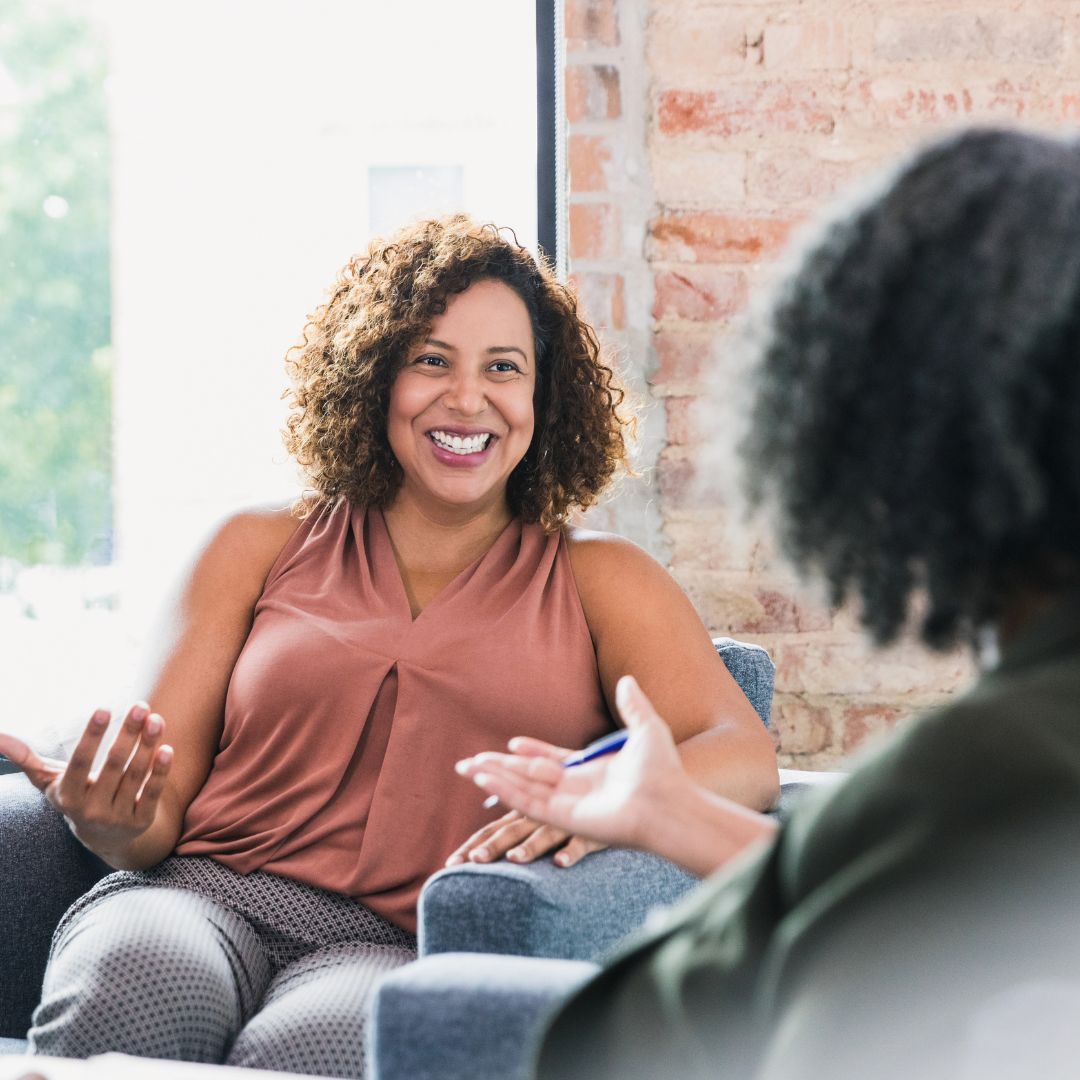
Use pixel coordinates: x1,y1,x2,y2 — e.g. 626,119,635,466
27,856,417,1078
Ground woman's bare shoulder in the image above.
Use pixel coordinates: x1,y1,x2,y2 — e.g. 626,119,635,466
189,499,313,601
564,525,663,568
563,525,674,612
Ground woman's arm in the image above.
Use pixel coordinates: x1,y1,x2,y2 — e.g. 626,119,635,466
0,507,302,870
567,528,780,812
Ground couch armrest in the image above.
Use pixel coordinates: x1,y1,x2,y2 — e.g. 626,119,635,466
0,774,109,1038
713,636,775,728
417,774,844,962
418,847,697,961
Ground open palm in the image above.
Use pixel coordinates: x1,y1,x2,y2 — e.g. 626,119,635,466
456,676,688,851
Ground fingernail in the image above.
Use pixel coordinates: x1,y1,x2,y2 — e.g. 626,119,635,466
91,712,109,728
508,849,523,861
508,738,523,750
158,745,173,764
445,854,463,866
615,676,635,712
131,705,148,722
145,715,162,737
471,847,489,862
556,852,571,867
454,759,470,775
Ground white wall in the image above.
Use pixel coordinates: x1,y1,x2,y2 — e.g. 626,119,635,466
106,0,538,627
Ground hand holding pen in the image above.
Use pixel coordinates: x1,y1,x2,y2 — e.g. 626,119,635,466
479,727,631,809
455,675,688,854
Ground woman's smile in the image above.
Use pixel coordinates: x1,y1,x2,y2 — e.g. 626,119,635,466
426,427,499,465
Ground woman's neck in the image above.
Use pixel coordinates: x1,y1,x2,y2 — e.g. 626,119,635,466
382,494,513,578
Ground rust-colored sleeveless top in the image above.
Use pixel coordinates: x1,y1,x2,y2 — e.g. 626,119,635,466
176,500,613,932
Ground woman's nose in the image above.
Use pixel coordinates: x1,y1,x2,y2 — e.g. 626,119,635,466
442,371,486,415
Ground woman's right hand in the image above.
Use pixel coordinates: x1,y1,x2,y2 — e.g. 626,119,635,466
0,703,173,861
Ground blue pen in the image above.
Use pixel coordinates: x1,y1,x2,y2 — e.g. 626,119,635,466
482,728,629,808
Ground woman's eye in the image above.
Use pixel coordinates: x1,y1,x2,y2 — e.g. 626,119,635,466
489,360,520,374
416,355,448,368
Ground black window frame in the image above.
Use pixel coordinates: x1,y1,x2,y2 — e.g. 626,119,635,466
536,0,564,277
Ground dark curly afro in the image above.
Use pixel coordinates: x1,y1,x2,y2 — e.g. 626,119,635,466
283,215,634,531
742,128,1080,649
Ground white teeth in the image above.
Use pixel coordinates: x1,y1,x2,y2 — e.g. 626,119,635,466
430,431,492,455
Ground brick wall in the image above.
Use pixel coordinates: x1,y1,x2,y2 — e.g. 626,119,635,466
566,0,1080,768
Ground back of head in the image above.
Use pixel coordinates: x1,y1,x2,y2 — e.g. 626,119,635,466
742,128,1080,648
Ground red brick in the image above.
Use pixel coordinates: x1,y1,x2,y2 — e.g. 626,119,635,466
566,64,621,123
569,203,620,261
650,328,717,389
652,145,747,209
565,0,619,52
764,19,850,71
569,134,616,194
657,451,726,512
664,396,698,445
658,454,694,511
840,703,907,754
569,271,626,331
875,14,1063,64
648,213,801,264
748,149,864,207
774,697,834,756
648,8,747,83
857,77,1048,127
773,639,972,697
663,510,764,575
658,83,835,137
671,570,833,635
652,267,748,322
874,14,982,63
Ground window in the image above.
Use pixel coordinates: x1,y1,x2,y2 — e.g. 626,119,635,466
0,0,553,749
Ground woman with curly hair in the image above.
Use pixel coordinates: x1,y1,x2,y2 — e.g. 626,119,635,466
0,215,777,1077
459,128,1080,1079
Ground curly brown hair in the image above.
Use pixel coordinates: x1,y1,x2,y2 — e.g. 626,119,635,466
283,215,635,530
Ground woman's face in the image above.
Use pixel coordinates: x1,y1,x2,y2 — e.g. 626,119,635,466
388,278,537,519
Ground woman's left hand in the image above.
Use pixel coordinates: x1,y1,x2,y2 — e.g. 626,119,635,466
445,810,607,868
447,737,608,868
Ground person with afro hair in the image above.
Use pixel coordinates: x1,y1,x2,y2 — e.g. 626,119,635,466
459,128,1080,1079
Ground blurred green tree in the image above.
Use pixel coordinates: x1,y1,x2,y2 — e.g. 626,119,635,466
0,0,111,565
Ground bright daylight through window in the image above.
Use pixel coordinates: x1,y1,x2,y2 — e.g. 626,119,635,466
0,0,541,749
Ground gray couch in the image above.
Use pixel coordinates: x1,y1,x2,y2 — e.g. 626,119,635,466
0,639,823,1077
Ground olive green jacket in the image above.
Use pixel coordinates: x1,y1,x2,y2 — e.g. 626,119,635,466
538,596,1080,1080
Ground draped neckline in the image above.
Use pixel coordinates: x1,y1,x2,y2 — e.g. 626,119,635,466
367,506,523,625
